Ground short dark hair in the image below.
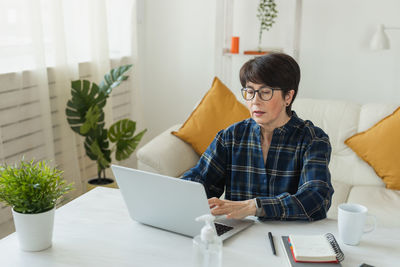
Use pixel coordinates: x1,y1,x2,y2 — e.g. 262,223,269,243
239,52,300,116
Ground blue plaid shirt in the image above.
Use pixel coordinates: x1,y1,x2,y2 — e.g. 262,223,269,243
182,112,333,221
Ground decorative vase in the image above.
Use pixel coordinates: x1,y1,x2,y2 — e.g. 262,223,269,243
12,207,55,251
231,36,240,54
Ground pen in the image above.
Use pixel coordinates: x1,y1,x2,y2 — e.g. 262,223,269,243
268,232,276,255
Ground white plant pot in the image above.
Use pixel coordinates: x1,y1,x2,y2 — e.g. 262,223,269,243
12,207,55,252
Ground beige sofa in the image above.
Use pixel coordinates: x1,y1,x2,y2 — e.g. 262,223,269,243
137,98,400,228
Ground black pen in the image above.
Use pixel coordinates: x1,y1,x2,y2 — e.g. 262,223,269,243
268,232,276,255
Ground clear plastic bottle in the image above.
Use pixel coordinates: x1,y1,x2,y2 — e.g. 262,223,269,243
192,214,222,267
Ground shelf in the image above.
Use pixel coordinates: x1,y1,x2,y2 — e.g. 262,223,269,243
223,52,259,57
223,48,284,58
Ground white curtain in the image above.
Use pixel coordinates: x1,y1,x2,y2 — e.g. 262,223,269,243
0,0,140,218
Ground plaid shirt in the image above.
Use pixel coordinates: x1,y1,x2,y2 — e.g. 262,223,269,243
182,112,333,221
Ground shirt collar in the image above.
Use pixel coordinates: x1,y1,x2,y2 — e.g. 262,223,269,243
277,111,302,133
250,111,302,135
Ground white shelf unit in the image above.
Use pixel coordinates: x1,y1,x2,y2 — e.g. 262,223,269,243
214,0,303,93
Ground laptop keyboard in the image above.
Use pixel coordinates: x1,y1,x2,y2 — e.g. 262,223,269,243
214,223,234,236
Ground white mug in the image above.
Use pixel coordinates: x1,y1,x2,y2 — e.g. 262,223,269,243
338,203,376,246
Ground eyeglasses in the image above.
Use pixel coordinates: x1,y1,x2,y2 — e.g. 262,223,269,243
241,87,281,101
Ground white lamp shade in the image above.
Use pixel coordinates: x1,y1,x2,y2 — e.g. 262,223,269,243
370,24,390,50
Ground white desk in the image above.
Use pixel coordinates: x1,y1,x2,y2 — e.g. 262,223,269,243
0,187,399,267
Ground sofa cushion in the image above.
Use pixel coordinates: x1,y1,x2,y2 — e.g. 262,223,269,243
137,125,200,177
326,180,352,220
351,103,399,187
347,186,400,228
172,77,250,155
345,107,400,190
292,99,362,185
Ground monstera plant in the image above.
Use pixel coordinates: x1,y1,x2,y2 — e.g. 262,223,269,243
65,64,146,187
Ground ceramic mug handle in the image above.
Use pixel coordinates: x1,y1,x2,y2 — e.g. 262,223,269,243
363,214,376,233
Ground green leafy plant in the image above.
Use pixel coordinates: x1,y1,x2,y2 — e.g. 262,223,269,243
0,160,73,214
257,0,278,50
65,64,147,181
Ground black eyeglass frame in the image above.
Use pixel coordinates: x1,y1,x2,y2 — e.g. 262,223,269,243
240,87,283,101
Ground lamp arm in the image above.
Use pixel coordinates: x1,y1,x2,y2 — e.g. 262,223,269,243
384,26,400,31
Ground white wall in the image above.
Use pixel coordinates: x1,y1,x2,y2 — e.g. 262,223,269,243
298,0,400,104
138,0,400,140
139,0,216,140
226,0,297,100
232,0,295,53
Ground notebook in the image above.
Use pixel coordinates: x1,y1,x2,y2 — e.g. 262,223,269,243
289,234,343,263
281,234,344,267
111,165,254,241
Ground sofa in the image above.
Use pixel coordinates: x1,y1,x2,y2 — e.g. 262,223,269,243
137,98,400,228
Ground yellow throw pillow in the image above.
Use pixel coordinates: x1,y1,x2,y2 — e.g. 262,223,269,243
345,107,400,190
172,77,250,155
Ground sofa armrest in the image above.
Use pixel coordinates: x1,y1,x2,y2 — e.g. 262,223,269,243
137,124,200,177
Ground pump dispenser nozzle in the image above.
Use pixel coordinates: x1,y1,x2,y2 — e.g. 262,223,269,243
193,214,222,267
195,214,216,244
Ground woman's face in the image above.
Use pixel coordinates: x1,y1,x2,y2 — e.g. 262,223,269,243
244,81,293,130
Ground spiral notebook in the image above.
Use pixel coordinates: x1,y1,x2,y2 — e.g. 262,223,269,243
281,234,344,267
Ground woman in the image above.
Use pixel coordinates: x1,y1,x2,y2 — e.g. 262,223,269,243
182,53,333,221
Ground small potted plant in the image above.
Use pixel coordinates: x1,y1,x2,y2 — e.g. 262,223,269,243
256,0,278,52
0,159,73,251
65,64,146,190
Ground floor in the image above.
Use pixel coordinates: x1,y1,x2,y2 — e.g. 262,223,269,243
0,219,15,239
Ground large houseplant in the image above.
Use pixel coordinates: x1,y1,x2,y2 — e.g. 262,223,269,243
257,0,278,51
65,64,146,188
0,159,73,251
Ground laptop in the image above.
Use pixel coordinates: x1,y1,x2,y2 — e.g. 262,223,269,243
111,165,254,241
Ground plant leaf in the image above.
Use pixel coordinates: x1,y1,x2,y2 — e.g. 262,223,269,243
115,128,147,161
80,105,101,135
98,64,133,95
89,140,111,171
65,80,106,135
108,119,136,143
84,127,111,169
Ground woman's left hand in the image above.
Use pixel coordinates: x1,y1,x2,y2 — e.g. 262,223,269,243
208,197,256,219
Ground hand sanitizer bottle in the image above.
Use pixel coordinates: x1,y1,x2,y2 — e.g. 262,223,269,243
192,214,222,267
